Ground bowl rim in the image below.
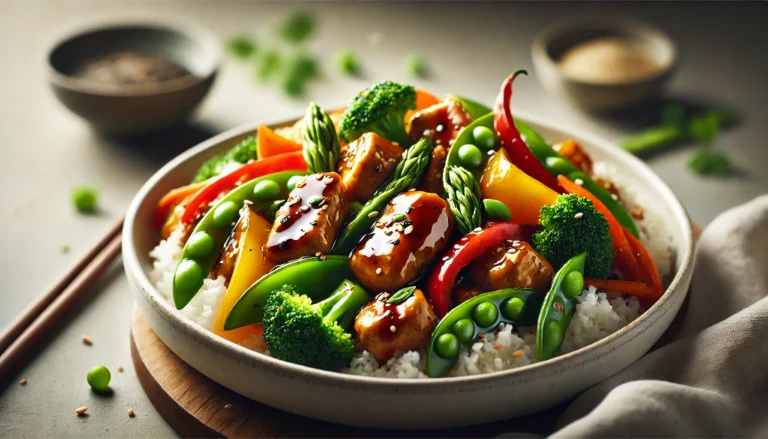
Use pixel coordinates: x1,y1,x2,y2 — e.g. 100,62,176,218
123,109,695,389
46,17,222,97
531,17,678,87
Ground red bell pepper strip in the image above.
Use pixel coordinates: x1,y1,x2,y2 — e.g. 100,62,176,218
180,151,307,225
427,222,531,317
494,70,561,192
557,175,642,282
623,227,663,300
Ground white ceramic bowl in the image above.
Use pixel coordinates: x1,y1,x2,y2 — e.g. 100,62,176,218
123,112,694,429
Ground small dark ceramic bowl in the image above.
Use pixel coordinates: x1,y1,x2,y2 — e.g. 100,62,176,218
532,18,677,112
48,20,221,135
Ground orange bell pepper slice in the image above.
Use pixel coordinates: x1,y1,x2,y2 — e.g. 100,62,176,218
256,125,302,159
153,180,209,228
584,279,658,307
623,228,663,299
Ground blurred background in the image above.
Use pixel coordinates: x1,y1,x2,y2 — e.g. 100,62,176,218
0,1,766,436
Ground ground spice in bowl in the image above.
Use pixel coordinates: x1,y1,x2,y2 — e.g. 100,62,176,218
558,37,663,85
74,52,191,86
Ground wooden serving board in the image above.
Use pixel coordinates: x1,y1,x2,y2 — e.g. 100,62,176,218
130,306,561,438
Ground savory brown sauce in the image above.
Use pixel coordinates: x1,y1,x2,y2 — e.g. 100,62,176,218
74,52,191,86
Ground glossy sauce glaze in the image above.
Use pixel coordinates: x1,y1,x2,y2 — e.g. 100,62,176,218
265,172,349,264
350,191,454,292
211,208,248,284
354,289,437,362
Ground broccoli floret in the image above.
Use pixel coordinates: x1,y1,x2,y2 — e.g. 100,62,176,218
262,280,370,371
532,194,613,278
192,136,258,183
339,80,417,146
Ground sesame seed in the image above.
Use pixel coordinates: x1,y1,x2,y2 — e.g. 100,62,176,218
367,211,378,218
19,378,27,385
442,256,450,261
611,193,619,201
117,366,124,373
288,196,301,206
301,206,310,213
322,176,334,185
473,227,482,233
376,267,383,275
574,212,584,219
574,179,584,186
390,325,397,333
128,408,135,417
225,404,233,409
75,407,88,416
315,252,322,257
322,205,328,211
404,225,414,235
407,188,415,192
487,150,496,157
319,255,326,261
296,180,307,188
243,200,253,206
82,336,92,346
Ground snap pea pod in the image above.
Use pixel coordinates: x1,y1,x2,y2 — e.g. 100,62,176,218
332,136,433,255
426,288,544,378
172,170,306,310
225,255,353,330
514,121,640,237
442,113,495,186
535,252,586,362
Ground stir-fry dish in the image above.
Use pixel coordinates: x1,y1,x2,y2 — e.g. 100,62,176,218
150,71,670,378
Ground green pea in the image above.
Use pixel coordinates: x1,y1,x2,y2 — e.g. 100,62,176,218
435,333,460,358
545,321,563,350
458,144,483,169
174,259,204,295
252,180,280,201
87,365,111,392
545,156,572,175
501,297,526,320
472,126,496,149
473,302,498,328
452,318,475,344
483,199,513,221
562,270,584,299
186,232,215,258
212,201,239,228
287,175,305,192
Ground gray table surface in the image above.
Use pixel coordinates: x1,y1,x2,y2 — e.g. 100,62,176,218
1,1,765,437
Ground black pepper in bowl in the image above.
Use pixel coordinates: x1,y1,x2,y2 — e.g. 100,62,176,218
74,52,192,86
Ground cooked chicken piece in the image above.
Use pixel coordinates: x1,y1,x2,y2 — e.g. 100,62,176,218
553,139,593,175
275,109,346,145
417,145,447,194
408,100,472,148
408,100,472,192
354,289,437,363
264,172,349,264
469,240,554,293
351,191,454,292
337,132,404,202
454,285,482,305
211,210,248,283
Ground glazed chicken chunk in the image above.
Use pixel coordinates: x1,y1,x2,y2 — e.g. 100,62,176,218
338,132,404,202
354,289,437,363
408,100,473,193
469,240,554,293
350,191,454,292
264,173,349,264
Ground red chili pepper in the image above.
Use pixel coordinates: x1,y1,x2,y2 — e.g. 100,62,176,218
494,70,561,192
180,151,307,225
427,222,531,317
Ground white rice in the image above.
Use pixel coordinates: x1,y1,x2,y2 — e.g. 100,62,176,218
148,160,666,379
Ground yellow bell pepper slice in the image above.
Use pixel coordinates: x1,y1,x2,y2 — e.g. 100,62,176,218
480,148,559,225
213,210,274,344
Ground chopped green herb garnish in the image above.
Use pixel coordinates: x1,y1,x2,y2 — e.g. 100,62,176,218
71,186,99,213
226,36,256,60
404,54,427,78
256,50,282,82
282,52,320,97
688,113,720,145
280,10,316,44
335,49,360,76
688,150,732,176
60,244,70,254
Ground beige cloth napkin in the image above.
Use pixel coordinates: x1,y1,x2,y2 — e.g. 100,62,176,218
551,195,768,437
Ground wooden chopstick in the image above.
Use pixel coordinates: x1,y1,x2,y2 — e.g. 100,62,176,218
0,218,124,379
